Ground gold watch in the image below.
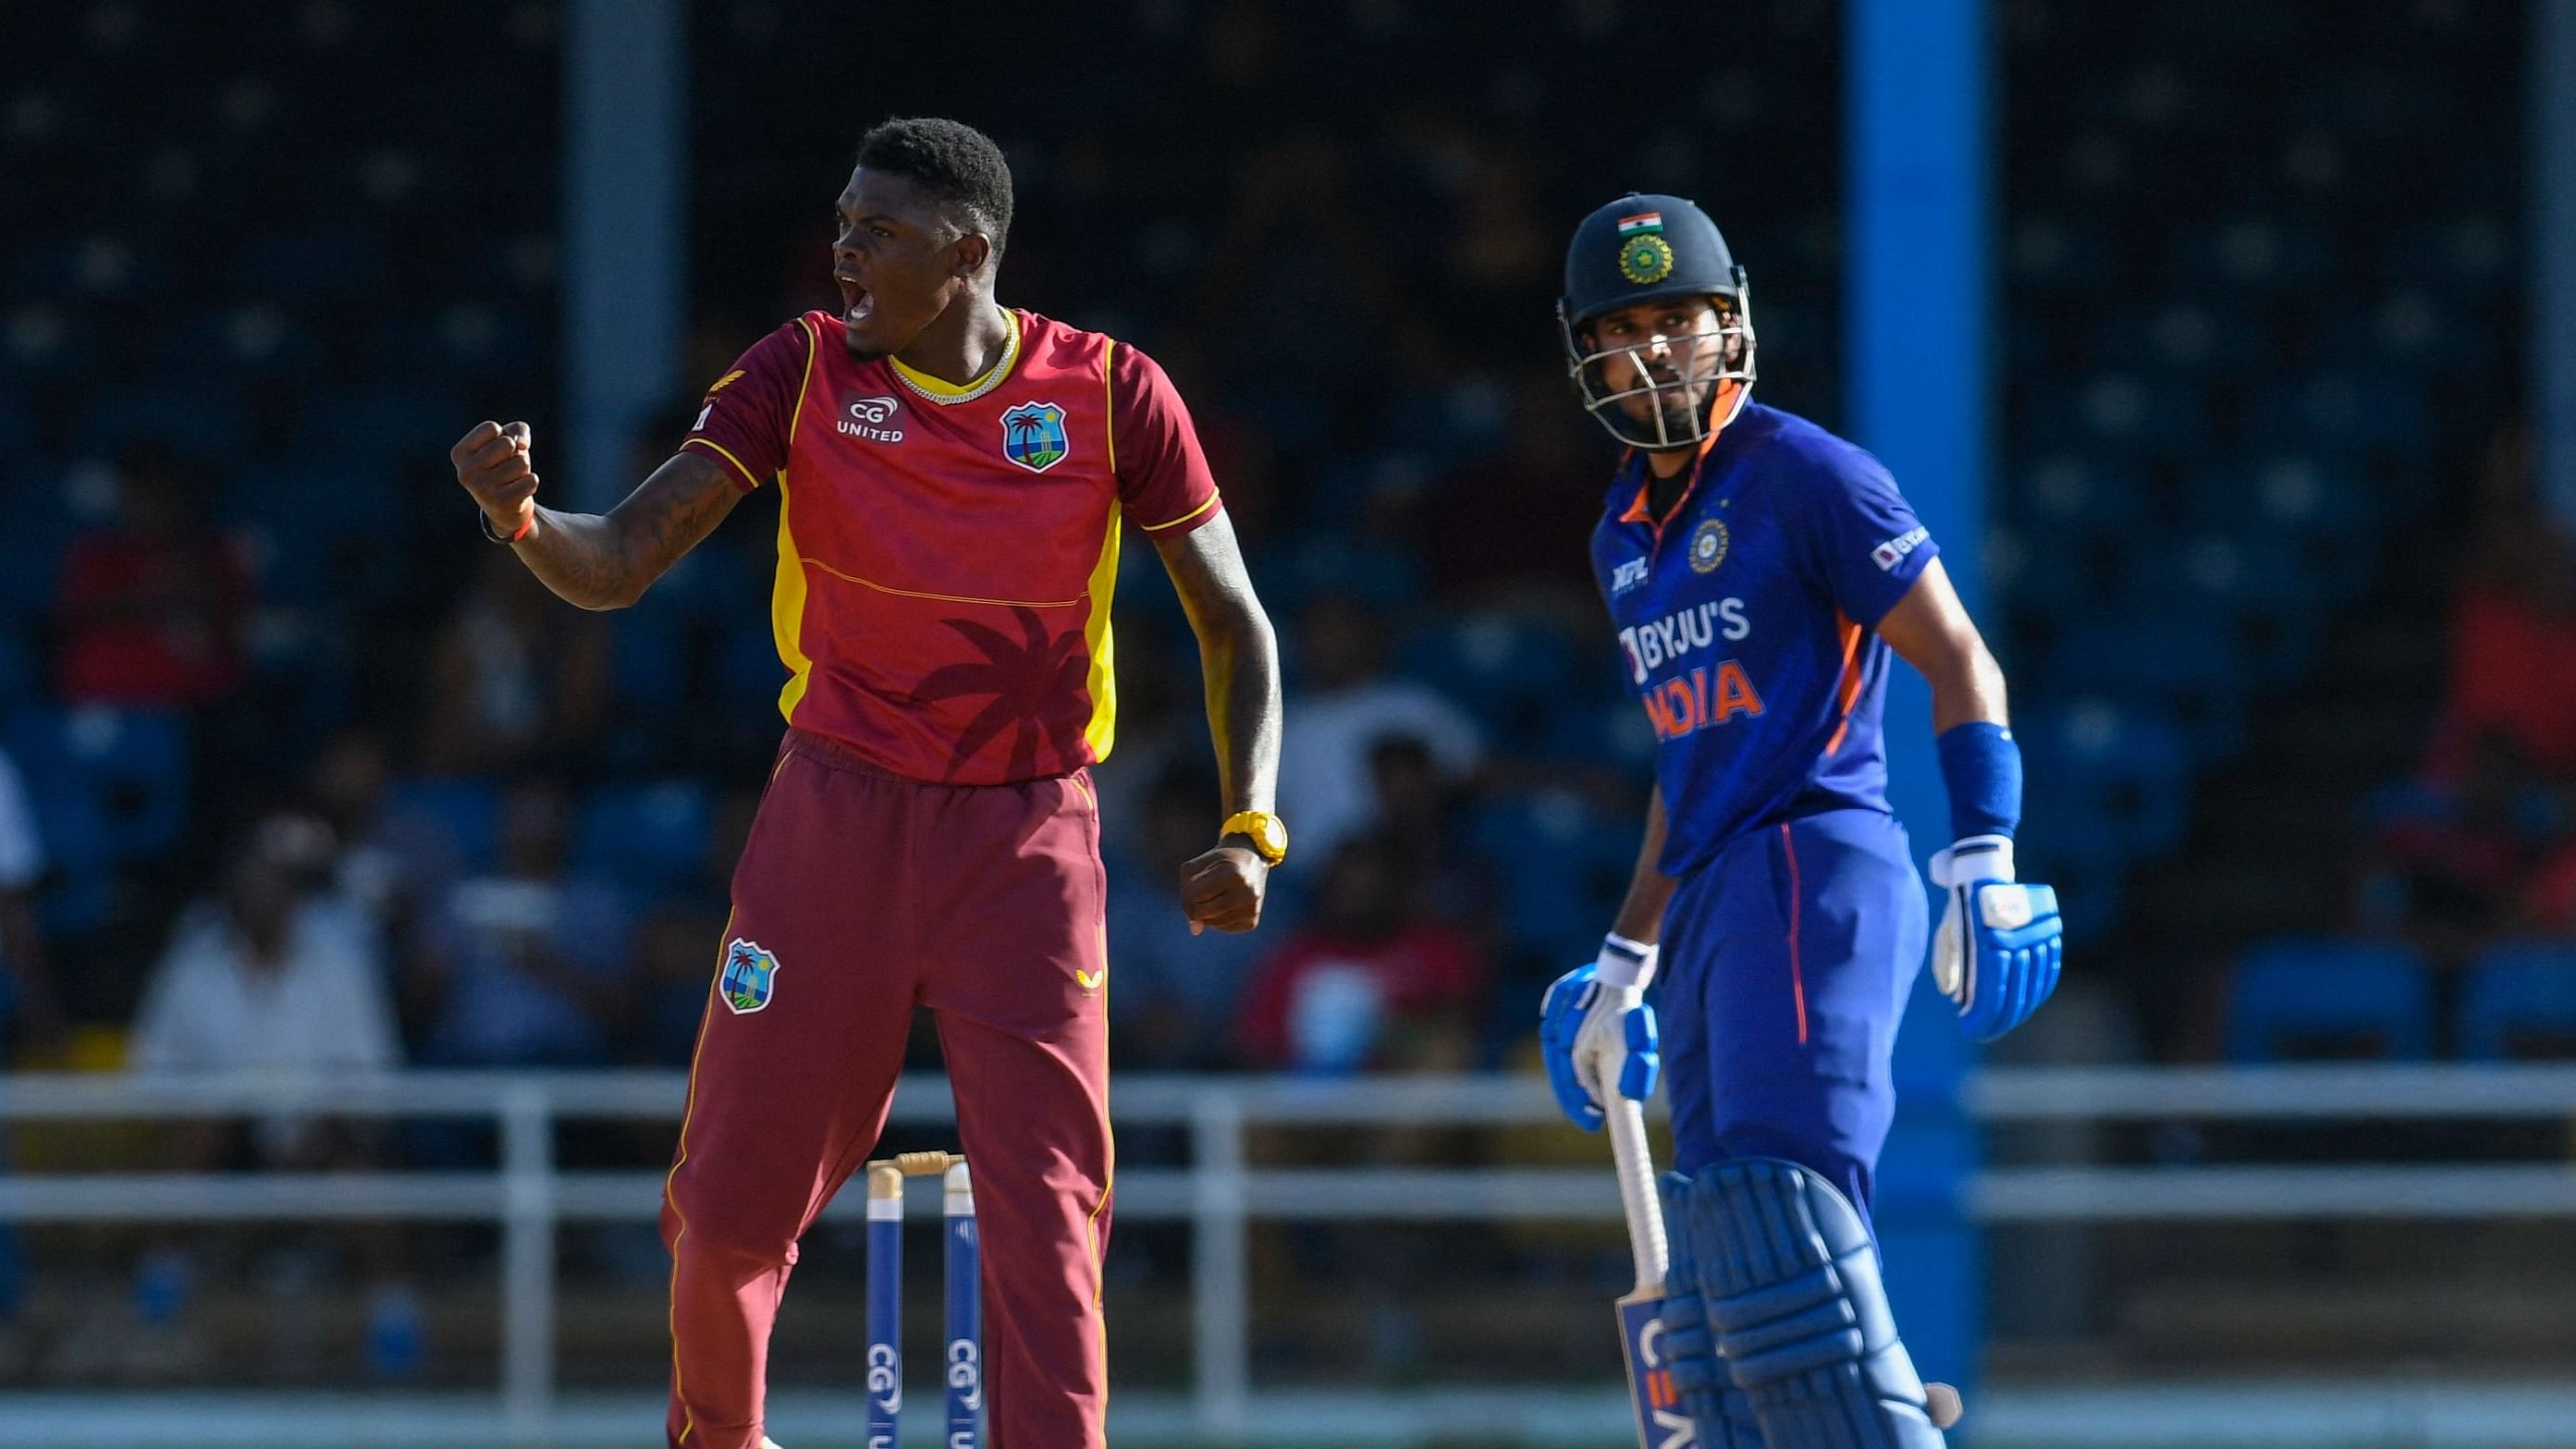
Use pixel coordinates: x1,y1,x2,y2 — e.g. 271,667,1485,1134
1220,810,1289,866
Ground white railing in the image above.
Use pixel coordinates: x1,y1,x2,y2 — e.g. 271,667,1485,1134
5,1065,2576,1443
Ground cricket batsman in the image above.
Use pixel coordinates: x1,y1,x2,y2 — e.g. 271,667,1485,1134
1539,194,2063,1447
450,117,1288,1449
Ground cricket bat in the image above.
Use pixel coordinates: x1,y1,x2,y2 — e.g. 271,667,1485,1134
1608,1098,1697,1449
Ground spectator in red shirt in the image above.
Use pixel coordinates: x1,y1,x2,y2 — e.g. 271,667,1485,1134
1239,832,1487,1073
2428,507,2576,781
55,448,251,707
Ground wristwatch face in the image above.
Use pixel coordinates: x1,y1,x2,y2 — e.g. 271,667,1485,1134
1229,812,1287,862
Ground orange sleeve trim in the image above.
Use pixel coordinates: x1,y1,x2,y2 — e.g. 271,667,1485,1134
680,436,762,491
1139,492,1221,533
1822,612,1865,755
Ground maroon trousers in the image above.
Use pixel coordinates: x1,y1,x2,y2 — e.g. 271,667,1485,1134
661,729,1114,1449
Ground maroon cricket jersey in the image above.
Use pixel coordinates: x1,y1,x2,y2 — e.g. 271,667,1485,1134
681,308,1224,784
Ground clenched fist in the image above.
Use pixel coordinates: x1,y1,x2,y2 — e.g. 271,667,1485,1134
1179,844,1268,935
452,420,540,540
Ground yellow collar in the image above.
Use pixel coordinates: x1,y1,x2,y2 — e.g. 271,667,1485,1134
889,306,1021,406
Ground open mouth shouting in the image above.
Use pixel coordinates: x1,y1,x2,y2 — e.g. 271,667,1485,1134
834,272,874,328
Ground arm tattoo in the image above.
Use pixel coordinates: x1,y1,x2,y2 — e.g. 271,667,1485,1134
514,451,744,610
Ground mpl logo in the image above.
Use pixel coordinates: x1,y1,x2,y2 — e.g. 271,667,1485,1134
839,393,905,443
1611,557,1650,596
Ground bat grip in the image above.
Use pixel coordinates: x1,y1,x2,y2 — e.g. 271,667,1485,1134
1606,1098,1668,1293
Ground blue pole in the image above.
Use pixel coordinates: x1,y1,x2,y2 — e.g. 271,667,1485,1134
2538,0,2576,532
1847,0,1988,1402
865,1167,904,1448
561,0,684,510
945,1162,984,1448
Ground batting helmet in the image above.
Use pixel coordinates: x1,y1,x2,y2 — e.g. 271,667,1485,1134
1557,192,1757,448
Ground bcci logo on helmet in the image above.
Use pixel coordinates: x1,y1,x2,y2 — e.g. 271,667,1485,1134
719,938,781,1014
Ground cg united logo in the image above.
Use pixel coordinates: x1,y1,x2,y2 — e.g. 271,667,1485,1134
718,938,781,1014
839,393,905,444
1688,517,1730,574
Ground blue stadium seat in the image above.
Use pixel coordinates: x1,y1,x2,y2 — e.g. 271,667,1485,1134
2089,299,2273,377
292,387,466,466
159,306,325,379
2226,938,2435,1062
2381,215,2514,299
608,608,689,707
2315,293,2496,379
2172,215,2337,294
3,706,189,864
2250,373,2431,458
2007,215,2116,293
225,231,387,299
224,461,402,552
2456,942,2576,1062
2020,697,2190,860
1467,791,1636,962
69,387,254,456
2042,615,2248,760
1398,613,1579,747
2151,534,2326,677
0,635,32,717
2022,374,2208,456
381,776,504,876
575,780,713,892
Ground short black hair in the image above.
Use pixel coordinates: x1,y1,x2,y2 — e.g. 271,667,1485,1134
855,117,1013,263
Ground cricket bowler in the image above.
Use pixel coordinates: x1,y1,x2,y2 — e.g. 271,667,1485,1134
1539,193,2063,1447
450,117,1288,1449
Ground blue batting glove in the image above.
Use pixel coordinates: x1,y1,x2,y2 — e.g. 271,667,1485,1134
1932,835,2065,1042
1539,952,1661,1131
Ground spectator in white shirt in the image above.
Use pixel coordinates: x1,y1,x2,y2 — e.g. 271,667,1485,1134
122,815,419,1375
129,815,400,1163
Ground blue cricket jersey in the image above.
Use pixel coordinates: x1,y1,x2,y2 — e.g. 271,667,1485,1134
1589,402,1938,878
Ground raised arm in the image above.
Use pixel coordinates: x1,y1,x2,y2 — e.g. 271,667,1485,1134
451,422,743,611
1152,510,1283,932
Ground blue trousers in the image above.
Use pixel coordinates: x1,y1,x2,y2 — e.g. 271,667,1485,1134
1658,808,1928,1220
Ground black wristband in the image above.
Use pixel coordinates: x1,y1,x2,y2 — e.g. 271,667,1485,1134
478,510,524,544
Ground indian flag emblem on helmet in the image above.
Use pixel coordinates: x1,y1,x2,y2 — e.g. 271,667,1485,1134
719,938,781,1014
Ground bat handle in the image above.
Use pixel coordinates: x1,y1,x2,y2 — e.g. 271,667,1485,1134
1606,1097,1668,1293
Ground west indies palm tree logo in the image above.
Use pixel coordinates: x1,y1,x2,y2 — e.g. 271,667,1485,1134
1000,400,1070,473
913,607,1092,778
718,938,780,1014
